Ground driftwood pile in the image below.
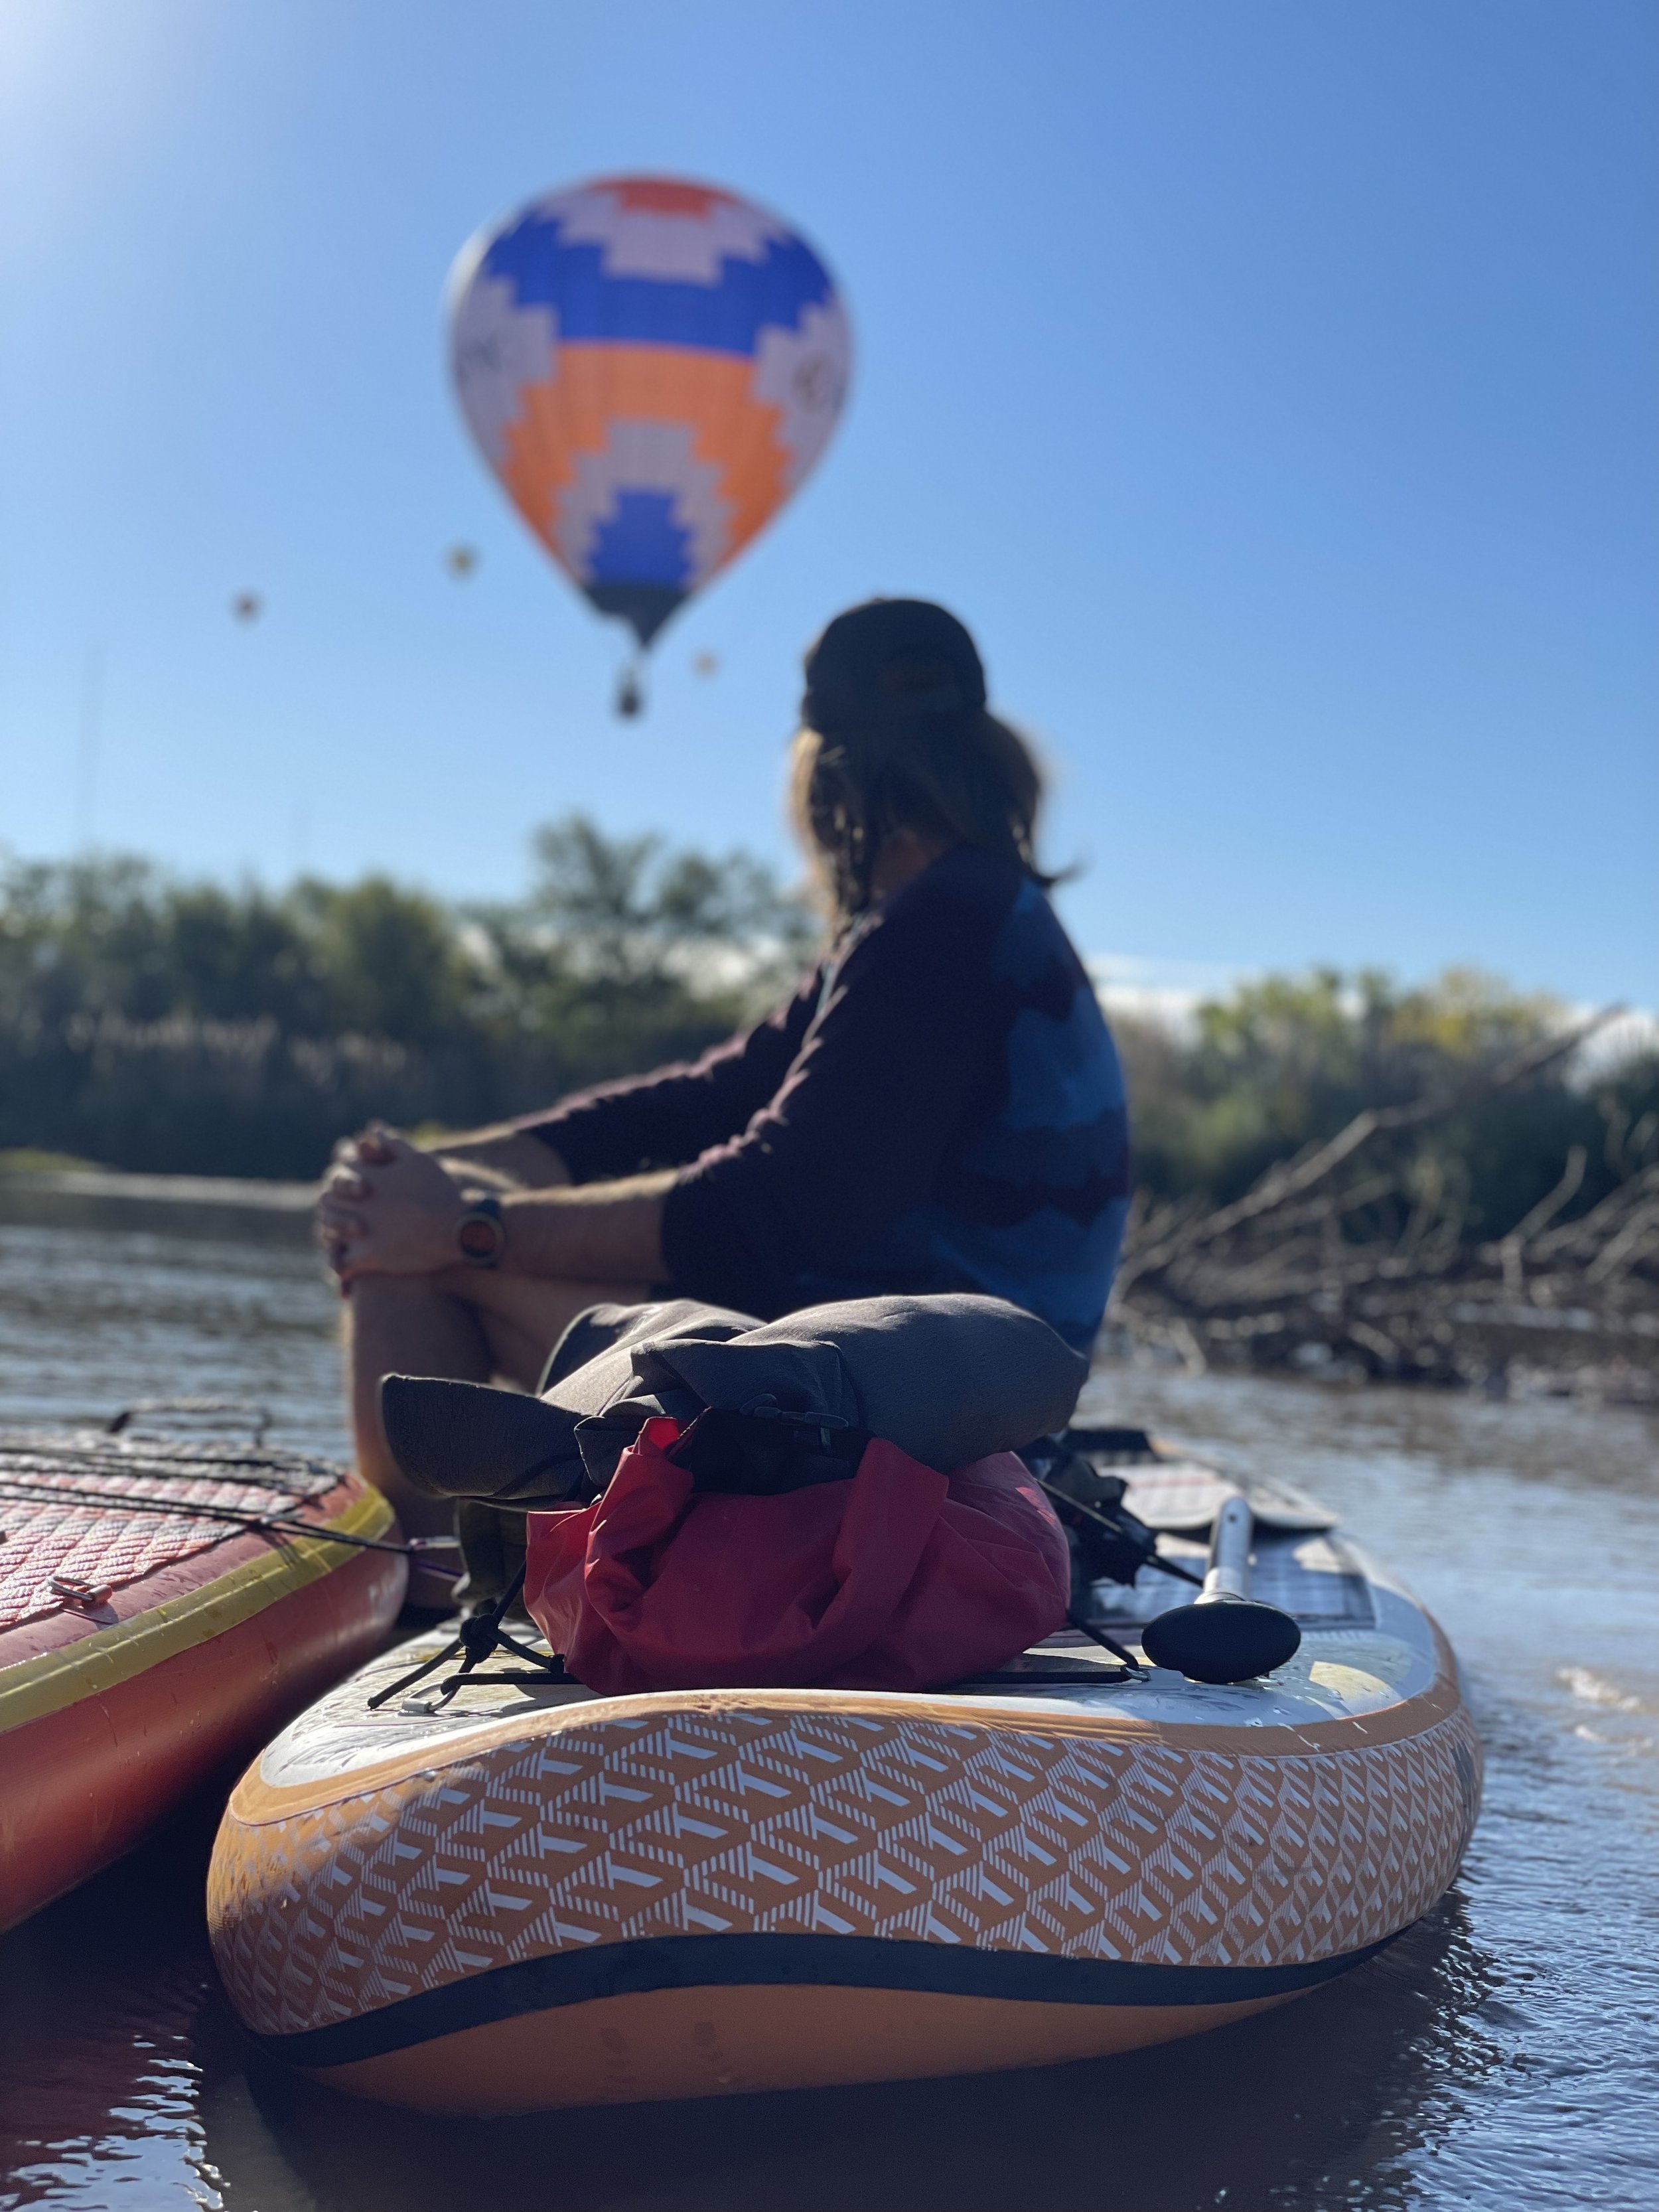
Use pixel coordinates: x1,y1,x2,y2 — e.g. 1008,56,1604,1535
1110,1020,1659,1397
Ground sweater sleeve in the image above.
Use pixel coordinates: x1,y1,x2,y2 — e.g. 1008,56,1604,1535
660,869,1007,1313
516,970,820,1181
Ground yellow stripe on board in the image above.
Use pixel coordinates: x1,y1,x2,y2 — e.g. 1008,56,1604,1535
0,1486,397,1738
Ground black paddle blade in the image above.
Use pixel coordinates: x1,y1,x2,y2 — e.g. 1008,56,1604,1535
1141,1596,1303,1684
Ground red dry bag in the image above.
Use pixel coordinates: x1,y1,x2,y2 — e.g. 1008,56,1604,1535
524,1416,1070,1696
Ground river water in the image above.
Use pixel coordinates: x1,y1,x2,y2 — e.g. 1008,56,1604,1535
0,1187,1654,2212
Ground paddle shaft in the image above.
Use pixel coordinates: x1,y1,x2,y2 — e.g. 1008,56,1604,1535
1200,1493,1254,1601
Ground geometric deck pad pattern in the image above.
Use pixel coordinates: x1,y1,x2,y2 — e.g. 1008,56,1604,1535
210,1700,1483,2039
0,1440,335,1633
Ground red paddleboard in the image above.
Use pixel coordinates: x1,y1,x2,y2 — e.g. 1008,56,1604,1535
0,1424,406,1932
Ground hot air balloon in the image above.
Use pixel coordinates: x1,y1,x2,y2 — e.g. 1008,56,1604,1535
447,175,851,714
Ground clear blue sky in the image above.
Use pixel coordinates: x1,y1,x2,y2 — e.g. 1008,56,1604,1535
2,0,1653,1003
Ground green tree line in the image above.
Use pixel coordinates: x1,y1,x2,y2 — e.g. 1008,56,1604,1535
0,820,810,1179
1,824,1652,1240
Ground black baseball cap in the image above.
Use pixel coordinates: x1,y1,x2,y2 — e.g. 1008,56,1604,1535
801,598,988,734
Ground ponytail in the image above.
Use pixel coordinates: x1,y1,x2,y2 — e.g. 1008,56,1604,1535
789,700,1053,924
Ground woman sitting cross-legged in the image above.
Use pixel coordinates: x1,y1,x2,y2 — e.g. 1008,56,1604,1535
316,597,1132,1597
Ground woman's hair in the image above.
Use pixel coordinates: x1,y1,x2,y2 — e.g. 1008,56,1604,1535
788,655,1053,924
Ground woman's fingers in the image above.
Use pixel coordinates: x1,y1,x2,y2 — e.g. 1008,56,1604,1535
332,1119,401,1160
319,1125,408,1207
316,1199,367,1241
318,1138,395,1284
323,1223,377,1282
315,1126,454,1291
356,1122,408,1166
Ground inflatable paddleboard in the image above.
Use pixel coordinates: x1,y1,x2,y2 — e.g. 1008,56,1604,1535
1,1418,406,1931
208,1438,1480,2112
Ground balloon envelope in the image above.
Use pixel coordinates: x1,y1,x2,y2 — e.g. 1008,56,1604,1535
448,176,851,647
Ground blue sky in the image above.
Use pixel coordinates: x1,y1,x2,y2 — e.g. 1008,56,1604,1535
1,0,1654,1004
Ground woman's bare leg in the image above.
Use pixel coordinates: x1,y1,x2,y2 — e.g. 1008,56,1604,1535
342,1268,649,1605
343,1276,489,1605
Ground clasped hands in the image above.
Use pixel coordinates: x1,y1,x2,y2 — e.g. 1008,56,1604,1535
317,1124,498,1288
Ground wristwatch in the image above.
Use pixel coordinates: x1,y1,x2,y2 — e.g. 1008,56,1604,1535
456,1191,506,1269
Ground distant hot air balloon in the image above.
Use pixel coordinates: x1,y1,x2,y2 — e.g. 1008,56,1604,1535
447,175,851,713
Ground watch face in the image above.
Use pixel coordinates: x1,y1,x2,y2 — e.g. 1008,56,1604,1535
458,1215,502,1260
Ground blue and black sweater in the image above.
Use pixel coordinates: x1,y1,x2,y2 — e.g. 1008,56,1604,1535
525,846,1131,1355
